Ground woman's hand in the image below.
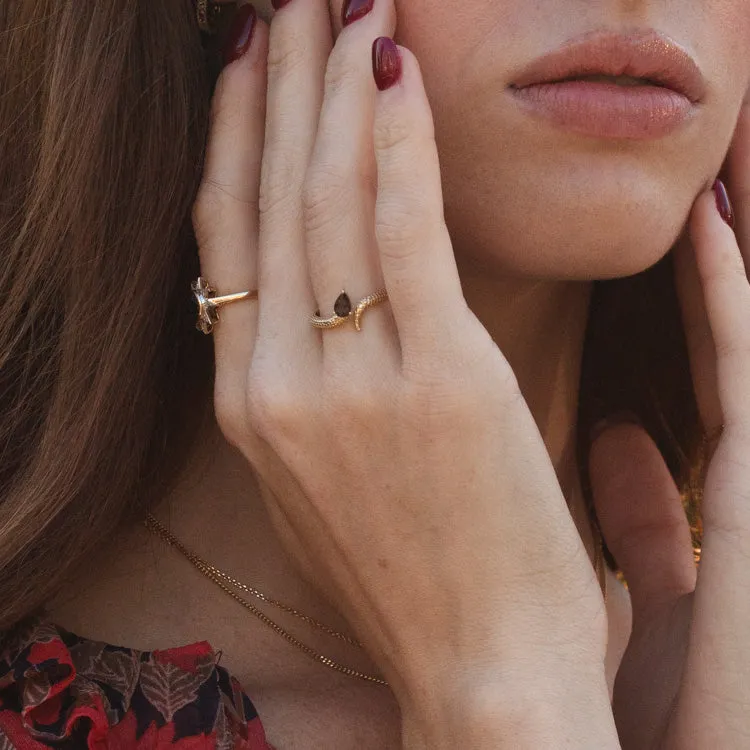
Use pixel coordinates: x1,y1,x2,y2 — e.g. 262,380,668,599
589,99,750,749
192,0,617,744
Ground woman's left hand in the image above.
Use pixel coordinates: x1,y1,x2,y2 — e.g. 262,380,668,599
588,98,750,750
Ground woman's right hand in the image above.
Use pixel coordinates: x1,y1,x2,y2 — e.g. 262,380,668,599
192,1,616,744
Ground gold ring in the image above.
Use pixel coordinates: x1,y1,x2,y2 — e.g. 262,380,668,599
310,289,388,332
192,276,257,335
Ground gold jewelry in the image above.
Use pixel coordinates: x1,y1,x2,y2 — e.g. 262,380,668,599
310,289,388,331
192,276,257,335
196,0,236,34
685,422,725,566
144,510,608,688
143,513,388,686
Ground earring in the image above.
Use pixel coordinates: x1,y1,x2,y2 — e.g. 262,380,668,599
196,0,237,34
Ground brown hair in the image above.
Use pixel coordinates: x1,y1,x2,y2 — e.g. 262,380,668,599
0,0,216,630
0,1,707,631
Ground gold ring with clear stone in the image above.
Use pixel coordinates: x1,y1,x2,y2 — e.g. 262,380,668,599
310,289,388,332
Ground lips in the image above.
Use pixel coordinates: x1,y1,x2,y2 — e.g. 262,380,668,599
510,29,706,104
507,29,706,139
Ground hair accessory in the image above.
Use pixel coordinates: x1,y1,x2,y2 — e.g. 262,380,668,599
310,289,389,331
192,276,257,334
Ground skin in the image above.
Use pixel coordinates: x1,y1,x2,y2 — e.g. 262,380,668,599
48,0,750,747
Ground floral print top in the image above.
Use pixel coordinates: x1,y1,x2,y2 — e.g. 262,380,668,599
0,615,275,749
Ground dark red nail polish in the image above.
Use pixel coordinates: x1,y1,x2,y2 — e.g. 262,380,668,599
223,4,258,66
342,0,374,26
372,37,401,91
713,179,735,229
272,0,292,9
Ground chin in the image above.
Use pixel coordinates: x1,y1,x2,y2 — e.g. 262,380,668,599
441,142,716,281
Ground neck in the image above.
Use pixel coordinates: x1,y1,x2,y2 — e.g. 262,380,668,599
456,252,593,521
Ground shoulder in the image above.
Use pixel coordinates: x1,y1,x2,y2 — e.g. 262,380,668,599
0,614,276,749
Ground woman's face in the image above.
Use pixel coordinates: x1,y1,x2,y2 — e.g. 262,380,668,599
307,1,750,279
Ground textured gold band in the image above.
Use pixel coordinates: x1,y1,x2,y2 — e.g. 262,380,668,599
311,289,389,332
192,276,257,335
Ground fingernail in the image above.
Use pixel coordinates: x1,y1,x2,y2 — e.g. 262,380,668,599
713,179,735,229
272,0,292,9
590,410,642,443
342,0,375,26
372,37,402,91
223,4,258,66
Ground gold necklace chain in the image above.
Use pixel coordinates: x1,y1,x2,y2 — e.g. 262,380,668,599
143,513,388,686
143,511,607,688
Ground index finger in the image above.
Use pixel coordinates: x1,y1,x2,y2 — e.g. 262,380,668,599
192,7,268,430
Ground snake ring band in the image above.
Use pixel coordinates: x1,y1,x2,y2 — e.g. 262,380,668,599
310,289,389,332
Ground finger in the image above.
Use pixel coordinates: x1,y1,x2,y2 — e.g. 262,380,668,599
303,0,399,367
256,0,331,360
372,41,468,363
677,184,750,736
589,421,696,616
726,100,749,274
672,233,723,436
690,183,750,427
193,8,267,429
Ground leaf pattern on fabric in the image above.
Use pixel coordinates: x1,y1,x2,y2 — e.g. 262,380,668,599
0,616,274,748
213,699,234,750
70,640,141,715
20,672,51,714
139,660,208,723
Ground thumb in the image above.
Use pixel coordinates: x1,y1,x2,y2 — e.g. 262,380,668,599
588,418,697,616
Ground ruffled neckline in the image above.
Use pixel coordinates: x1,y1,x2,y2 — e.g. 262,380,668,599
0,614,275,748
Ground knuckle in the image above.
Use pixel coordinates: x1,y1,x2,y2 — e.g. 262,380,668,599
323,45,359,98
376,199,429,251
401,345,522,418
246,375,301,441
302,164,353,233
374,109,415,156
258,150,303,217
375,98,436,158
266,31,308,79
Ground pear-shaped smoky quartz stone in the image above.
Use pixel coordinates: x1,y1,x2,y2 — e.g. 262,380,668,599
334,292,352,318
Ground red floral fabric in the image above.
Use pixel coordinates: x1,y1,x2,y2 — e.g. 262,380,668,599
0,616,276,749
